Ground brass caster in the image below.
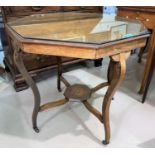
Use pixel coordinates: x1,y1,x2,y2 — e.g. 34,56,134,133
102,140,109,145
33,127,40,133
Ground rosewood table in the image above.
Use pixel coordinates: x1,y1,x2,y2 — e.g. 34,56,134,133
5,12,150,144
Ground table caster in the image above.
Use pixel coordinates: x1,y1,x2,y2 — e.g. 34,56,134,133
33,127,40,133
102,140,109,145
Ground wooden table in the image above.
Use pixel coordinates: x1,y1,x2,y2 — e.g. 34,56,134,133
5,12,150,144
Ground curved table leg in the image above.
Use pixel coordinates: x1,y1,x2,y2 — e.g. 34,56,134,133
142,50,155,103
102,52,129,145
14,51,41,133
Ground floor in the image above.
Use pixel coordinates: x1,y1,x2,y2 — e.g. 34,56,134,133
0,54,155,148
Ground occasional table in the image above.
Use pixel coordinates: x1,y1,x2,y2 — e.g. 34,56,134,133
5,12,150,144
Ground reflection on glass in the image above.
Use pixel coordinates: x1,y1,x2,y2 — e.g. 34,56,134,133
8,12,149,44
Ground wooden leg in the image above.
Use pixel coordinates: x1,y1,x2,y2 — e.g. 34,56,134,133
57,57,62,92
102,52,129,144
139,32,154,94
107,57,115,84
142,50,155,103
14,51,41,133
142,67,154,103
131,49,136,55
94,58,103,67
138,47,145,63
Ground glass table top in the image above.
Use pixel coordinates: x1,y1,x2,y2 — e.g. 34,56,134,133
8,12,150,45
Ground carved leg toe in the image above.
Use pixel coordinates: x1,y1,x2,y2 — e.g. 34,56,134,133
33,127,40,133
102,140,109,145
